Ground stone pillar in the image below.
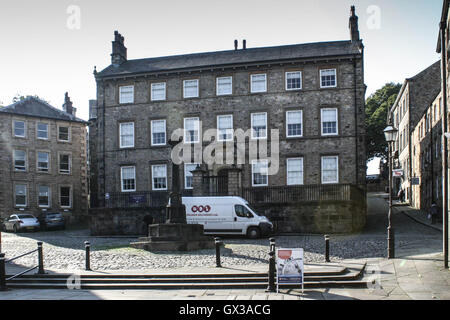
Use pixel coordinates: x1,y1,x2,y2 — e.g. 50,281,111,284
227,167,242,196
192,165,206,196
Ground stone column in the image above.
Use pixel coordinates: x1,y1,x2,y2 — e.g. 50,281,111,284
227,167,242,196
192,165,206,196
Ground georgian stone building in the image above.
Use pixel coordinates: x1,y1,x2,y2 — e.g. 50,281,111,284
0,94,89,223
89,7,367,235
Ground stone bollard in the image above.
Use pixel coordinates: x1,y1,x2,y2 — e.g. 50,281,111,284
0,253,6,291
85,241,91,271
37,242,45,274
324,235,330,262
266,237,276,292
215,237,222,268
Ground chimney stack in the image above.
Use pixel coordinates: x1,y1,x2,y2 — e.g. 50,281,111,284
63,92,76,116
349,6,360,42
234,39,238,50
243,39,247,50
111,30,127,66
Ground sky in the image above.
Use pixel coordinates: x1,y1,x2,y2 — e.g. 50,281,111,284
0,0,443,173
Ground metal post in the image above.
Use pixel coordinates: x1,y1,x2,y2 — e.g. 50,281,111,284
37,242,45,274
215,237,222,268
266,237,276,292
324,235,330,262
0,253,6,291
85,241,91,271
388,143,395,259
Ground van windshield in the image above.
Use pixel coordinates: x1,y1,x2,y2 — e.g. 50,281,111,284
245,203,259,216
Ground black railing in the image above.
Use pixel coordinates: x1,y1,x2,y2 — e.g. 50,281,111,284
241,184,362,204
104,189,193,208
202,175,229,196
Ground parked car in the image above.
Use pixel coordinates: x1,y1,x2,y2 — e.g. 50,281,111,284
37,212,66,230
3,214,40,232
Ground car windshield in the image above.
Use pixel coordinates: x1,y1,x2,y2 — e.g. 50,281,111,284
18,214,35,219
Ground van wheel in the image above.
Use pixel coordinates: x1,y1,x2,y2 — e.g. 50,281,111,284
247,227,261,239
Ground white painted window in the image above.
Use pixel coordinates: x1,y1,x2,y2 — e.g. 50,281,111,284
285,71,302,90
60,186,72,208
14,120,26,137
321,108,338,136
217,115,233,141
14,150,26,171
152,164,167,190
59,154,71,174
320,69,337,88
217,77,232,95
321,156,339,184
119,122,134,148
252,160,269,186
15,184,27,207
151,82,166,101
251,112,267,139
37,123,49,140
121,166,136,192
119,85,134,104
183,79,199,98
184,117,200,143
37,152,49,172
287,158,304,185
250,74,267,93
286,110,303,137
38,185,50,207
151,120,166,146
184,163,199,189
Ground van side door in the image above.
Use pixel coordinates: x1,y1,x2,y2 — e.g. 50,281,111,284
234,204,254,234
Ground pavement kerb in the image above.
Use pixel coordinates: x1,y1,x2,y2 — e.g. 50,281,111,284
392,205,442,232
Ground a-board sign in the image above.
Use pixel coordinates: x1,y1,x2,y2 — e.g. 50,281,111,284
276,248,304,293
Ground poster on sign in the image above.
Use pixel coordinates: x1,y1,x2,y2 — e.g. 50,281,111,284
276,248,304,293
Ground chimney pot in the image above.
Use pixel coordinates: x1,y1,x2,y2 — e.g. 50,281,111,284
234,39,238,50
243,39,246,50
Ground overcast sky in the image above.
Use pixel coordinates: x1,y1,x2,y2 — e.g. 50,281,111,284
0,0,443,173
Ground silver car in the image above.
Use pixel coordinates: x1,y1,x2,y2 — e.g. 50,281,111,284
2,213,40,232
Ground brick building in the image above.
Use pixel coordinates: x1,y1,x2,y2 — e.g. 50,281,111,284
0,94,89,224
89,7,367,235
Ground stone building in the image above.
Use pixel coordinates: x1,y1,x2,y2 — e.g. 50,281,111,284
89,7,367,235
0,94,89,224
410,92,443,210
389,61,441,204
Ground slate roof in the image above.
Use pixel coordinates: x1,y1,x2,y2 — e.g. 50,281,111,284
0,97,88,124
97,40,362,78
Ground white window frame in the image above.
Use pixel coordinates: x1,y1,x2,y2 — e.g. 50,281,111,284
151,119,166,146
59,153,71,174
216,76,232,96
37,122,49,140
151,82,166,101
151,164,168,191
121,166,136,192
13,120,26,138
252,159,269,187
320,69,337,88
15,184,27,207
285,71,302,91
250,74,267,93
14,149,27,172
287,158,304,185
59,186,72,208
38,185,51,208
119,85,134,104
251,112,267,140
217,114,233,142
184,163,200,189
321,156,339,184
119,122,135,148
321,108,338,136
183,79,199,98
286,110,303,138
58,125,71,142
184,117,200,144
37,151,50,173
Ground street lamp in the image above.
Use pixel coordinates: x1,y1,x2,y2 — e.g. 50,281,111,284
384,125,398,259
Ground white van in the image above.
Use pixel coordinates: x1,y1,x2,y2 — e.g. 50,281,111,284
182,196,273,239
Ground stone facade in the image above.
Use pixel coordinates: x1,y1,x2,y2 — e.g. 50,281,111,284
0,95,89,223
89,7,367,234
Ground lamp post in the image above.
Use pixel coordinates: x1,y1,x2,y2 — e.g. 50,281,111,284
384,125,398,259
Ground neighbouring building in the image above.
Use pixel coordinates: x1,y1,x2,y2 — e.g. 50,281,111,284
89,6,367,235
389,61,441,205
410,92,443,210
0,94,89,224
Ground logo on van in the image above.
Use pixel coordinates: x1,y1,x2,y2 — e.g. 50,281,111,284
192,205,211,213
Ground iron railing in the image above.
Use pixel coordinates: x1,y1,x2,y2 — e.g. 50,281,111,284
104,189,193,208
201,175,229,196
